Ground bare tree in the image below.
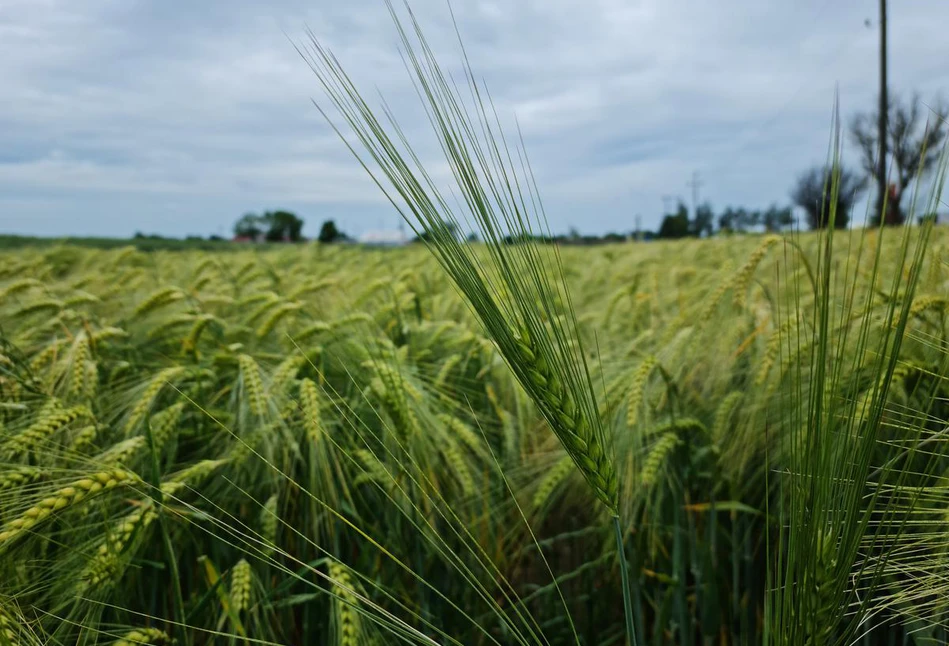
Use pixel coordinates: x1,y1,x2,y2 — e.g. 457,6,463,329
850,92,948,225
791,165,864,230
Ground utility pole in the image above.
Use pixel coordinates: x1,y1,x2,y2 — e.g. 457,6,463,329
877,0,888,224
634,214,642,241
686,171,703,219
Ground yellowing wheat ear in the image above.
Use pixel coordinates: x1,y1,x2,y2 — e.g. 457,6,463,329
0,469,138,545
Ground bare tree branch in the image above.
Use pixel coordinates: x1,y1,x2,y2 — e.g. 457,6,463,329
849,91,948,225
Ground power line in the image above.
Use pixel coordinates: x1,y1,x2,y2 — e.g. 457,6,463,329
877,0,888,220
686,171,704,218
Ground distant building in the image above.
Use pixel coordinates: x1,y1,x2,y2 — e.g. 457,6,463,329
232,233,265,243
358,229,408,247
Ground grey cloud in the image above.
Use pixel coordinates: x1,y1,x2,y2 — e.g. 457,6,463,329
1,0,947,238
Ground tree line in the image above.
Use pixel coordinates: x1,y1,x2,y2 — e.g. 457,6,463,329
217,92,945,245
650,91,947,239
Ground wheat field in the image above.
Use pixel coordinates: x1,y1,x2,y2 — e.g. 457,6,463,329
1,228,948,645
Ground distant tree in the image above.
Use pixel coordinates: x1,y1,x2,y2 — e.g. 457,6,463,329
718,207,761,233
717,207,741,233
761,204,795,232
690,202,715,237
234,211,304,242
317,219,344,244
743,209,762,231
466,231,479,243
503,232,551,245
657,202,690,239
234,213,264,239
850,92,948,225
790,165,863,230
263,210,304,242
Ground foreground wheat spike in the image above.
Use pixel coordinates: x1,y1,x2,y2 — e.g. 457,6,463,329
298,5,649,640
302,18,620,516
514,327,617,510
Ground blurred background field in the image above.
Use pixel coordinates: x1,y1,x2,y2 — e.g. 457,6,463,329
2,229,949,645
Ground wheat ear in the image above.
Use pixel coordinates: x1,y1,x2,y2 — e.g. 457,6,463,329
515,327,617,512
0,469,138,544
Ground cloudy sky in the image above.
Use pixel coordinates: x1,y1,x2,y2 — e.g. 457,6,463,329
2,0,947,238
